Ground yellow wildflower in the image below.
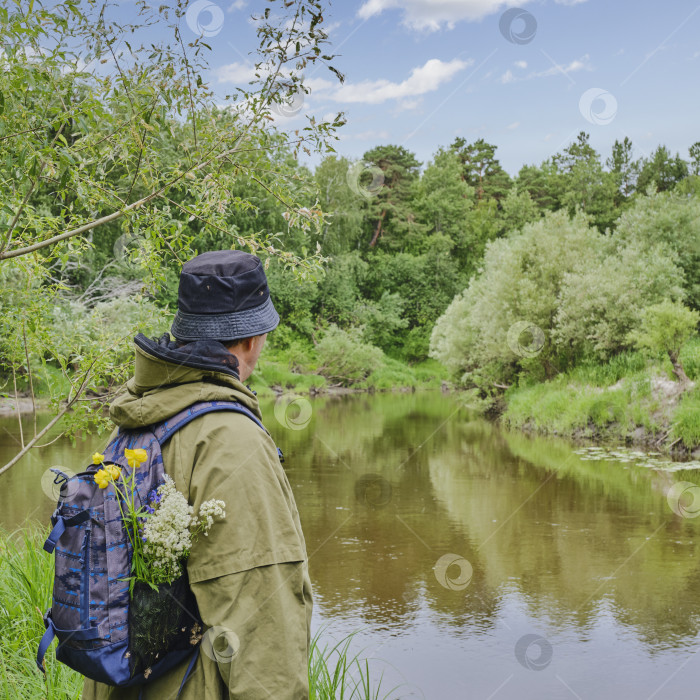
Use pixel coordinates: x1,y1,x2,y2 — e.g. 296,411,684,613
124,448,148,469
105,464,121,481
92,452,105,465
94,469,110,489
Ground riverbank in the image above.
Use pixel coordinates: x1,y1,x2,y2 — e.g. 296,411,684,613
0,349,452,415
497,339,700,457
250,352,450,397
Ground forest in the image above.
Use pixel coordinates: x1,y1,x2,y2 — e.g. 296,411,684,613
1,0,700,462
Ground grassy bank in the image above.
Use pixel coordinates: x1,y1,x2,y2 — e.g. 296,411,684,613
1,345,451,410
249,344,450,397
0,527,395,700
501,337,700,453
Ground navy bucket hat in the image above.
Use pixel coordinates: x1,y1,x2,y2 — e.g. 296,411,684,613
170,250,279,342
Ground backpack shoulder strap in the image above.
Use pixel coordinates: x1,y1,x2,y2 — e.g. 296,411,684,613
152,400,268,446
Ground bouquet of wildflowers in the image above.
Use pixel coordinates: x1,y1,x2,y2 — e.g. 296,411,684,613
141,475,225,586
92,448,225,673
92,449,226,592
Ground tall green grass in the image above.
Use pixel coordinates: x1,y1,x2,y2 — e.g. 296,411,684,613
503,348,663,437
0,528,394,700
0,526,82,700
309,631,400,700
671,388,700,447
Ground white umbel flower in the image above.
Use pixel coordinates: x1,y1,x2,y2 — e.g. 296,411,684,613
140,476,227,583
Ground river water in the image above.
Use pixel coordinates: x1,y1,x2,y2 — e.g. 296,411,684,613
1,392,700,699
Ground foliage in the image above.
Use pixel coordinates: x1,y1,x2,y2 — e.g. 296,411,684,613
315,326,384,386
4,5,700,471
614,191,700,309
628,300,699,383
553,239,684,359
0,0,345,470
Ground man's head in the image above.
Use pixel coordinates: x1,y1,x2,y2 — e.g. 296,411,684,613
171,250,278,378
221,334,268,381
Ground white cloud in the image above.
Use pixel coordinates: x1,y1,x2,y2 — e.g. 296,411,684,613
399,97,423,110
339,129,391,141
529,55,591,78
357,0,587,31
507,121,519,130
305,77,335,92
359,0,547,31
227,0,246,10
500,70,514,84
331,58,471,104
215,62,258,83
514,60,528,69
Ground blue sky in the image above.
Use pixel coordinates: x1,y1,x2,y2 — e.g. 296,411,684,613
181,0,700,174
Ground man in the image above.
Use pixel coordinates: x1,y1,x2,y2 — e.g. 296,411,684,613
82,250,313,699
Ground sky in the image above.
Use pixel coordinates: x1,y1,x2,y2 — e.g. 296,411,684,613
169,0,700,174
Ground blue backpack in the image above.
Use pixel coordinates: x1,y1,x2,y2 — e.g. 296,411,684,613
37,400,276,693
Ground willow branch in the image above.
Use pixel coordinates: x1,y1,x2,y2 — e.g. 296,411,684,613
0,362,96,477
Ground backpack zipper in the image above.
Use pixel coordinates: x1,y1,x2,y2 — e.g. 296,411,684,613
80,522,91,629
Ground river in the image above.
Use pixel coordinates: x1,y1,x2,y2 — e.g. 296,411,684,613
1,392,699,699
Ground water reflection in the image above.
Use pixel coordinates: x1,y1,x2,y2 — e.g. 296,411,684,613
1,393,700,698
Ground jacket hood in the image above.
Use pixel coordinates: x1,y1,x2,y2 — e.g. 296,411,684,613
110,333,262,429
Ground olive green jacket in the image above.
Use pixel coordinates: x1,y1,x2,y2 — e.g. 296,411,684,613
81,340,312,700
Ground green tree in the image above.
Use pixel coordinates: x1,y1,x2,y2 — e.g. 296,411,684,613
614,191,700,309
607,137,641,205
637,146,688,193
0,0,343,471
499,187,541,235
629,300,700,385
414,149,475,264
516,162,564,211
315,325,384,385
361,145,422,250
450,137,512,201
314,155,365,254
689,142,700,176
430,210,604,386
554,133,618,231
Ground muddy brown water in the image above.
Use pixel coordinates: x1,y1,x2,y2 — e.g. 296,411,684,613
1,392,699,699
